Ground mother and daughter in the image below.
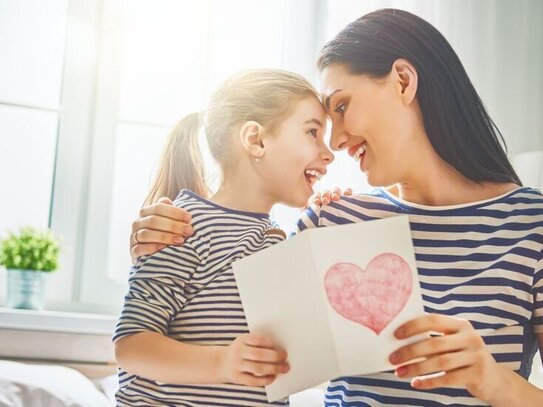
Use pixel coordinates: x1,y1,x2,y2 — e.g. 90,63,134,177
114,9,543,407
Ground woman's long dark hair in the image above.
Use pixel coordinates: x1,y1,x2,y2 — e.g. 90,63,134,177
318,8,521,185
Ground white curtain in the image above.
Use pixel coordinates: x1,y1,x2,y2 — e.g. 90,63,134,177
322,0,543,156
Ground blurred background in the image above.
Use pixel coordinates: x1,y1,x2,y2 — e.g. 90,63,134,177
0,0,542,314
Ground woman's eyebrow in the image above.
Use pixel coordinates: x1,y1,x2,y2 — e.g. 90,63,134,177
324,89,342,111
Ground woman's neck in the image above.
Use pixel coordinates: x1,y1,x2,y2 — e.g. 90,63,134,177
390,152,519,206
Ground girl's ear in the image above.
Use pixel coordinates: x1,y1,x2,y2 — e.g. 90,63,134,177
239,121,265,159
392,58,418,105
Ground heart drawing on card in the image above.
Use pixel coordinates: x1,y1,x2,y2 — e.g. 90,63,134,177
324,253,413,335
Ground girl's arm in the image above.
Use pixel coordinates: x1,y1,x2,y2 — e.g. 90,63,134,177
389,314,543,406
115,331,289,387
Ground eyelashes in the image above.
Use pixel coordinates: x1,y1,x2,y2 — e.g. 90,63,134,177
308,128,318,138
334,103,347,115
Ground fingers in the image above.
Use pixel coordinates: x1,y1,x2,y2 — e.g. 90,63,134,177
410,367,471,390
243,344,287,364
394,313,473,339
131,243,167,263
157,196,173,205
308,187,354,208
231,334,289,386
237,372,277,387
240,359,289,377
135,221,193,243
390,332,466,365
242,334,279,350
321,189,331,205
138,199,192,224
395,349,471,379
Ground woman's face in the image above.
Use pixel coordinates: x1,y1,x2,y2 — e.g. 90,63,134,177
260,96,334,208
320,63,417,187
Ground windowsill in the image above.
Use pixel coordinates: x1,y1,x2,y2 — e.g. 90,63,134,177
0,307,116,335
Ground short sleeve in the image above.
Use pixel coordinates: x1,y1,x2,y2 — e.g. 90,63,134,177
532,249,543,333
295,204,322,233
113,244,200,342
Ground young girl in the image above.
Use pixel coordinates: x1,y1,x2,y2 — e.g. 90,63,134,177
129,9,543,407
113,69,334,406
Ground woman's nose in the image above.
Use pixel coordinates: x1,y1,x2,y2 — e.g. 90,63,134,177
330,126,349,151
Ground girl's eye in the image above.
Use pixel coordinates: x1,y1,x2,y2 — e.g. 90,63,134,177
307,128,318,138
334,103,347,116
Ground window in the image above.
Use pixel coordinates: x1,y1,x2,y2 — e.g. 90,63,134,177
0,0,373,314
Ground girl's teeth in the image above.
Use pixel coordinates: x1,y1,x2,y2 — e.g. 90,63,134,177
304,169,323,180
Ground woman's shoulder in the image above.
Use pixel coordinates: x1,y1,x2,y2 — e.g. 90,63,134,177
297,189,399,231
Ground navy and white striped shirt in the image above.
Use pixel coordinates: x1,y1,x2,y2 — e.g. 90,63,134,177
297,187,543,406
114,190,287,406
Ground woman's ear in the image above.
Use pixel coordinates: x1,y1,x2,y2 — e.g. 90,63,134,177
239,121,265,159
392,58,418,105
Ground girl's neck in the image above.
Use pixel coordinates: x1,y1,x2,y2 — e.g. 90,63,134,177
210,176,274,215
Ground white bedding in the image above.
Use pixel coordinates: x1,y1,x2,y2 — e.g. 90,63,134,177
0,361,114,407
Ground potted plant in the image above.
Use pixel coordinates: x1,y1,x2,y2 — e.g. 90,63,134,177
0,227,60,310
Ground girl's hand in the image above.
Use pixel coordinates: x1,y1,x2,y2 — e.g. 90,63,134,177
390,313,509,404
307,187,353,207
130,197,194,263
219,333,290,387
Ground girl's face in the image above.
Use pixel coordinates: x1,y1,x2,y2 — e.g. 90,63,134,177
320,63,417,187
260,96,334,208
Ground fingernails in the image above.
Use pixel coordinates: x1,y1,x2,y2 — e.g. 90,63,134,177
394,327,405,339
411,379,421,388
183,226,194,235
395,366,407,377
173,236,184,245
389,352,400,364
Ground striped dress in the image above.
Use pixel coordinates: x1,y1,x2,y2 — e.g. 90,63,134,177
114,190,287,406
297,187,543,406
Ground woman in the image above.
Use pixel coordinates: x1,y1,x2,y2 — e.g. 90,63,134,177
129,9,543,406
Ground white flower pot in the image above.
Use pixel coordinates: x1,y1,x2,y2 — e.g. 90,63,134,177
6,269,46,310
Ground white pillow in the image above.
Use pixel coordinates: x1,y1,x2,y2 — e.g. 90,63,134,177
0,361,112,407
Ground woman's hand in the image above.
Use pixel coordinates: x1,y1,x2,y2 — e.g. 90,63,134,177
307,187,353,207
389,313,511,404
219,333,290,387
130,197,194,263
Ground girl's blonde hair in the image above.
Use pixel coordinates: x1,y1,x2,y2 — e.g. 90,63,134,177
144,69,320,206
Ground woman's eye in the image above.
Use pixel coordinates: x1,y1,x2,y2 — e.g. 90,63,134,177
334,103,346,115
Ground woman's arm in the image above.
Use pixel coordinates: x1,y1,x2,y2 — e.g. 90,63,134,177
115,331,289,387
389,314,543,406
130,190,353,263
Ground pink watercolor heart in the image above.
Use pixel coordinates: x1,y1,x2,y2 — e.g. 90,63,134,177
324,253,412,335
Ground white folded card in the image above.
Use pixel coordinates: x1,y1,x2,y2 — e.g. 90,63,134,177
232,215,426,402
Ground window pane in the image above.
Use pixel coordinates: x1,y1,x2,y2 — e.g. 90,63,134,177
0,0,68,108
118,0,210,125
205,0,287,91
107,123,169,280
0,105,58,233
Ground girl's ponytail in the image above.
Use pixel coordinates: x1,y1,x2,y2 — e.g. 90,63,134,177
143,113,209,206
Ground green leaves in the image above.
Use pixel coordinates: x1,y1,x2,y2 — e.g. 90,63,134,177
0,227,60,272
